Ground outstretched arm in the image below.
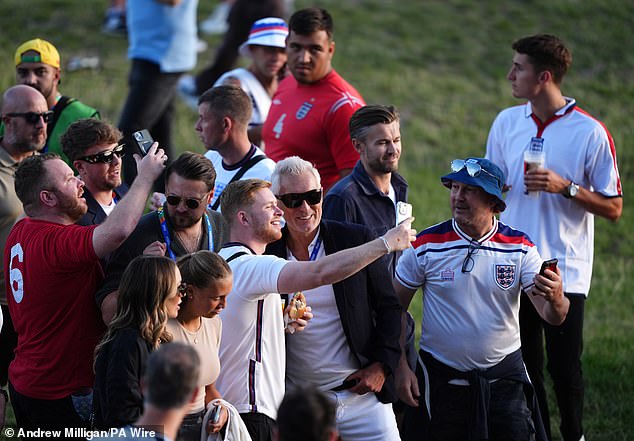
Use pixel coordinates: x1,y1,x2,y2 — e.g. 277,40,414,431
277,219,416,293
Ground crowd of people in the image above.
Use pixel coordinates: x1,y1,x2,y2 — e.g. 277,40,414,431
0,3,623,441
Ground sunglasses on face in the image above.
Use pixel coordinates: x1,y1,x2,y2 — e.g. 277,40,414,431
166,194,207,210
77,144,125,164
276,189,323,208
5,111,54,124
450,159,500,185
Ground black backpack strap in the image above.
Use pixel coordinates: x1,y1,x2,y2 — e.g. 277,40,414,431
48,96,76,138
211,155,268,211
225,251,248,262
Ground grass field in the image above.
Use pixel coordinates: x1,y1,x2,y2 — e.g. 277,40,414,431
0,0,632,440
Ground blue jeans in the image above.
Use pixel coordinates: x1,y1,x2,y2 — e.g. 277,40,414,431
118,58,181,189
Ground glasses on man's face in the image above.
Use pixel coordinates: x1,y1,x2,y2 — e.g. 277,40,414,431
461,239,482,273
5,111,54,125
77,144,125,164
177,282,188,298
166,194,207,210
276,189,322,209
451,159,500,185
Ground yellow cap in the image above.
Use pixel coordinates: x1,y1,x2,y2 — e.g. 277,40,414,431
14,38,60,69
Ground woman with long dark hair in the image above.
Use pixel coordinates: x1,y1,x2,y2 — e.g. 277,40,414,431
93,255,184,429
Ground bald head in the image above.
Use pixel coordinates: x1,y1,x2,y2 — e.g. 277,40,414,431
2,84,48,114
1,85,49,159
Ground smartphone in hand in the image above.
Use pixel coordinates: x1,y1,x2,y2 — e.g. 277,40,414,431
133,129,154,155
539,258,558,276
396,201,413,225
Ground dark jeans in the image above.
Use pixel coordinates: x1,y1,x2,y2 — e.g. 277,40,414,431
401,363,535,441
240,412,275,441
194,0,288,94
9,382,88,438
520,293,585,441
0,304,17,386
176,410,205,441
118,58,181,189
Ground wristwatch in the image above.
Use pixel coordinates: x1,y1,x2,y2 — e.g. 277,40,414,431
563,181,579,199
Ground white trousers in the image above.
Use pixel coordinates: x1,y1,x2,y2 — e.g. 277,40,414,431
325,390,401,441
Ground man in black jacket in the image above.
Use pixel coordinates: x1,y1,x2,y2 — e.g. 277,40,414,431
266,156,402,441
61,118,128,227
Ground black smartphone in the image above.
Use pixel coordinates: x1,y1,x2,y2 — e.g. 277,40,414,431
539,258,558,276
133,129,154,155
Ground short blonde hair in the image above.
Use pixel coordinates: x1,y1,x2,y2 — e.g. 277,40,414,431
220,178,272,228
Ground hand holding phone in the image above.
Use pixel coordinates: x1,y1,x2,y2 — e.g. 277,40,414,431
539,258,558,276
396,201,413,225
133,129,154,156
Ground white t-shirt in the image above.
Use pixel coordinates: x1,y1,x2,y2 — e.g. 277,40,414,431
216,243,289,420
205,145,275,211
284,234,358,392
395,218,541,371
486,98,622,295
214,68,272,128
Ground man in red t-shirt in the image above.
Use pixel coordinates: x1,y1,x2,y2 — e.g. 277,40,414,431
262,7,365,193
4,145,166,432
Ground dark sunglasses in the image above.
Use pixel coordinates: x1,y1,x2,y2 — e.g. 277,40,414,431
450,159,500,185
276,189,322,208
6,111,54,124
177,282,188,297
77,144,125,164
166,194,207,210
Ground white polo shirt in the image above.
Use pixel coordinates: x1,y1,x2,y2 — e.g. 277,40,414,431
216,243,289,420
395,218,541,371
486,98,622,295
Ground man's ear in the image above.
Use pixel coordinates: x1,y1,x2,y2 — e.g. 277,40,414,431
238,210,249,226
538,70,552,84
351,138,363,154
39,189,57,208
73,160,86,176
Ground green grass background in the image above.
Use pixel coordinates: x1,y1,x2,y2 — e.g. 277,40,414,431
0,0,631,440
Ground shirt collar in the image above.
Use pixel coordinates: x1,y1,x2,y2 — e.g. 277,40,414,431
524,96,576,118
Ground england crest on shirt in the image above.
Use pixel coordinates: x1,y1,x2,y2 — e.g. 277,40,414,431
296,101,313,119
495,264,516,290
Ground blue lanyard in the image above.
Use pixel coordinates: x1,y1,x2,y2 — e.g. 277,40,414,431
309,237,322,261
157,207,213,260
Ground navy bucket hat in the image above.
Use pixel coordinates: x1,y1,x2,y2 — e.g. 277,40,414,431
441,157,507,212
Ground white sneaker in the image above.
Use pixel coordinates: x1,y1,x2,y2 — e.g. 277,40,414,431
177,75,199,111
200,2,230,35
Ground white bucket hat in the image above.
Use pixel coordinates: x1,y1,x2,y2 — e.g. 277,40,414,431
239,17,289,58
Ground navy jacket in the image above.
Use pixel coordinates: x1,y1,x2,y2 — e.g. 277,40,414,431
265,220,402,403
77,184,129,226
323,161,408,274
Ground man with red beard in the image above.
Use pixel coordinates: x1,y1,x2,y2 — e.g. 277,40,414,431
61,119,128,226
0,84,48,430
5,144,166,433
96,152,229,324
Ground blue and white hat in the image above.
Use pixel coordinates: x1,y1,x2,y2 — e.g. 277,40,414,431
239,17,289,58
441,157,507,212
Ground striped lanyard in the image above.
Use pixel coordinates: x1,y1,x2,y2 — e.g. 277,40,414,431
157,207,213,260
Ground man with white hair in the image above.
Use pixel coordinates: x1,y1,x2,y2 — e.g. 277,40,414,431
266,156,403,441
